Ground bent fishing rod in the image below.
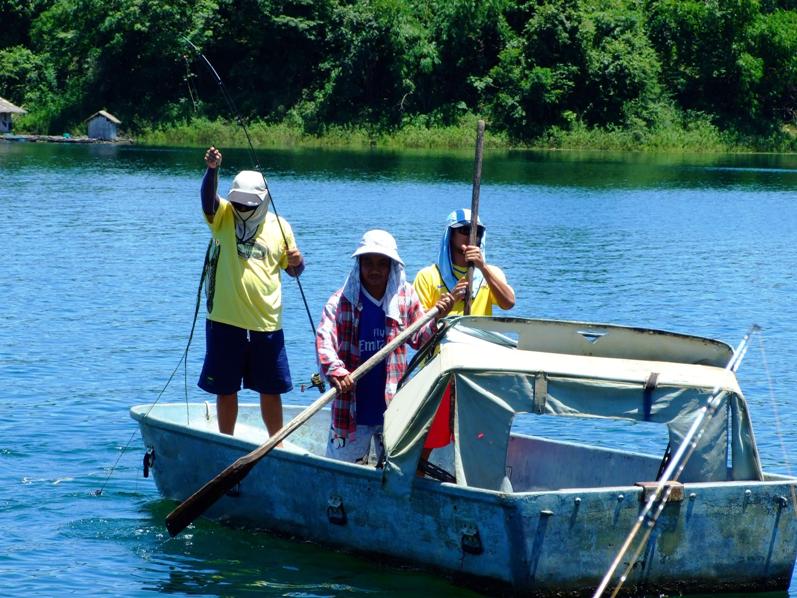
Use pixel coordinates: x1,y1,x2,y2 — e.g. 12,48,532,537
183,37,323,392
593,323,762,598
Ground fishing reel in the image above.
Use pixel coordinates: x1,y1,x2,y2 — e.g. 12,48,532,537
300,372,326,393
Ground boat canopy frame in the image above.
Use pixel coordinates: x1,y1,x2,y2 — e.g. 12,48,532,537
382,317,763,494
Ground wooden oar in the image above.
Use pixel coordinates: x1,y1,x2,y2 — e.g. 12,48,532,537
165,305,440,537
463,119,485,315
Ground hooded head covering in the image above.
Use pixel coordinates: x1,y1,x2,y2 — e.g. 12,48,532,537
342,230,406,321
437,208,486,298
227,170,271,244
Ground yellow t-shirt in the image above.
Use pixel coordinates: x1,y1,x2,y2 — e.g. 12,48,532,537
205,199,295,331
413,263,506,316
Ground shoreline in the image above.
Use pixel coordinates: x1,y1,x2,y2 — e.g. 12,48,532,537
5,125,796,155
132,118,797,154
0,133,134,144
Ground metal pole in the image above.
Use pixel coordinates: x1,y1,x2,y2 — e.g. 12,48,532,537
593,324,761,598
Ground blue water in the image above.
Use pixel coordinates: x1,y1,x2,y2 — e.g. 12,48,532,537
1,142,796,596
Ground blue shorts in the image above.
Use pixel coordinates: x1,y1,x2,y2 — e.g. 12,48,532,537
198,320,293,395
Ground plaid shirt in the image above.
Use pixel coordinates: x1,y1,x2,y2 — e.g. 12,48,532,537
316,283,436,439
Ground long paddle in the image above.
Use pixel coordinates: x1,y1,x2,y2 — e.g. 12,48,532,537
165,305,440,537
463,119,485,315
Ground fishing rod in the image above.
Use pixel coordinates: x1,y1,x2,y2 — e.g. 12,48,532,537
182,37,324,393
98,43,328,495
593,324,762,598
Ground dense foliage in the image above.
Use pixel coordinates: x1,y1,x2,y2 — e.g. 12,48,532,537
1,0,795,147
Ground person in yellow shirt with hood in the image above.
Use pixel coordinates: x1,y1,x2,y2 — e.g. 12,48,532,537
198,146,304,438
413,208,515,455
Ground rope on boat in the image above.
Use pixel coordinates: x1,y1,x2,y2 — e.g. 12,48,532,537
594,324,761,598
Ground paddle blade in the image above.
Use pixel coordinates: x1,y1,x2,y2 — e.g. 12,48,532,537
165,460,254,537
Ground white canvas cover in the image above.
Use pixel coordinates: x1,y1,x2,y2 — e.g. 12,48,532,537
382,318,762,494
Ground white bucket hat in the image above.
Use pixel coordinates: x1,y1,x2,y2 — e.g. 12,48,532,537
227,170,269,207
351,229,404,265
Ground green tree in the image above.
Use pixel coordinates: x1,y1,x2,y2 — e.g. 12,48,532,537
410,0,510,122
489,0,662,140
750,9,797,123
0,45,54,106
5,0,794,143
0,0,52,48
199,0,332,121
488,0,583,138
28,0,219,130
645,0,762,122
308,0,422,128
580,4,662,125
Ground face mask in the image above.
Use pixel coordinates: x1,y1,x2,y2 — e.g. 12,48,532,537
231,200,268,245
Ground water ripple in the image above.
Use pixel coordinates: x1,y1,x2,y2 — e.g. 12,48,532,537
2,143,796,596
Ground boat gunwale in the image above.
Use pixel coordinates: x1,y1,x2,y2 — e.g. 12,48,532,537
131,404,797,501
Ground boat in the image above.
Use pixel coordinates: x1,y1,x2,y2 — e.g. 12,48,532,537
131,316,797,596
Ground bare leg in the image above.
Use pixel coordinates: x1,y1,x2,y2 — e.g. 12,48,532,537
259,393,283,438
217,393,238,435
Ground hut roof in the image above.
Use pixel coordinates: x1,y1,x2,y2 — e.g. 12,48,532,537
85,110,121,124
0,97,27,114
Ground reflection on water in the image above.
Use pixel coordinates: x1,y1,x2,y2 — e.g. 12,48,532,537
136,501,484,597
4,141,797,188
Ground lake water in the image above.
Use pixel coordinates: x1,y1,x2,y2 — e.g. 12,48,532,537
1,141,796,596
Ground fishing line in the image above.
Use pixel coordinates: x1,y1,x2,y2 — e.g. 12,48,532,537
606,327,785,598
100,39,327,496
754,332,797,513
94,245,212,496
182,54,199,112
595,324,761,598
181,37,321,358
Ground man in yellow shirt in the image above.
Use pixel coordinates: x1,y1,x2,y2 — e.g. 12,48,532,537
414,208,515,316
198,146,304,437
413,208,515,454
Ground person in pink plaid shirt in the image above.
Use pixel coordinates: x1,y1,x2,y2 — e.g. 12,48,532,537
316,230,455,463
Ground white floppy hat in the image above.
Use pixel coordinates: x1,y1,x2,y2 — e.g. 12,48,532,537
227,170,269,207
351,229,404,265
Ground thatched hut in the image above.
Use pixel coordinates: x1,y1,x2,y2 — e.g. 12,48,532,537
0,97,26,133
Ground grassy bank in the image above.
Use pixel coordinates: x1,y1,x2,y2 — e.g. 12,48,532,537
136,117,509,150
134,116,796,153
